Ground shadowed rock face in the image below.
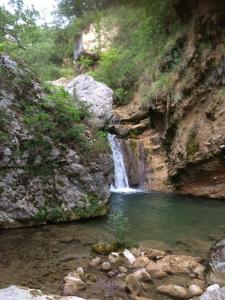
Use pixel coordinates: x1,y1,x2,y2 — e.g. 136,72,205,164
0,56,113,228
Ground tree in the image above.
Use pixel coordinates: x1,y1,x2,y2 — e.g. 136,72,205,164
0,0,39,50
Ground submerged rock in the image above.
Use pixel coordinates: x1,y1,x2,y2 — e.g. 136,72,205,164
92,242,118,255
156,284,188,299
0,285,85,300
146,254,202,275
62,271,87,296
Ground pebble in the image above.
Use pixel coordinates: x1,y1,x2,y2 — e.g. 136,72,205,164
101,262,111,271
118,266,128,273
89,257,101,267
107,271,117,277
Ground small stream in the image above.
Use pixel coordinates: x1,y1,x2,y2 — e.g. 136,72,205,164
1,192,225,294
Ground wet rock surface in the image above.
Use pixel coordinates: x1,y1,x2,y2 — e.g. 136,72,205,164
59,247,207,299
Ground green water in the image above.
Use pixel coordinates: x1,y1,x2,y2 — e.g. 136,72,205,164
108,192,225,244
1,192,225,293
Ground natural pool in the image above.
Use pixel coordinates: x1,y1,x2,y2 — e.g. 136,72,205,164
1,192,225,294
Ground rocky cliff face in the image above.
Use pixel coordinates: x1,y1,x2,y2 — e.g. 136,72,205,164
0,56,113,228
106,1,225,198
148,4,225,199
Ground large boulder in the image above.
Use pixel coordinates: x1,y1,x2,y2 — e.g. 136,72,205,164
66,75,113,124
208,239,225,285
0,285,85,300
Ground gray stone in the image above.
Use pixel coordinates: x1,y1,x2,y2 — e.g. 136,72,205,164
208,239,225,285
63,272,87,295
0,285,85,300
0,56,113,228
66,75,113,123
101,262,111,271
199,285,225,300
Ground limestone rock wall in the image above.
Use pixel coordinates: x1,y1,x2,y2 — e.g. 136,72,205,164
0,56,113,228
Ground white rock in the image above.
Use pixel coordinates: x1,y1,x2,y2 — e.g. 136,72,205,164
76,267,85,280
189,284,204,296
66,75,113,123
63,272,87,295
200,286,225,300
123,249,136,265
108,252,120,263
206,284,220,292
0,285,85,300
101,262,112,271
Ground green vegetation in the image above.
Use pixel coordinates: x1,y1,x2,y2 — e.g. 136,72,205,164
86,1,179,104
21,86,88,156
0,1,73,81
36,195,107,223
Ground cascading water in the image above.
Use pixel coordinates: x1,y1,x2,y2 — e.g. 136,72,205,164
108,134,141,193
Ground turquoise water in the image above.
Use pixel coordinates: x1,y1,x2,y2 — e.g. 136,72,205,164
107,192,225,244
1,192,225,293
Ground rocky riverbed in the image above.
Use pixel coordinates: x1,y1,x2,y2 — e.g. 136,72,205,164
1,240,225,300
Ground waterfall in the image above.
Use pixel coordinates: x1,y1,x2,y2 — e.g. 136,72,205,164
108,134,141,193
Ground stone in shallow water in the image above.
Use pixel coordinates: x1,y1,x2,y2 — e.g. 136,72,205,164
189,284,204,297
101,261,111,271
123,249,136,265
89,257,101,267
62,271,87,296
0,285,85,300
156,284,188,299
134,256,150,268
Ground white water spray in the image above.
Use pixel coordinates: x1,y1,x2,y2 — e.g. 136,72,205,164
108,134,140,193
